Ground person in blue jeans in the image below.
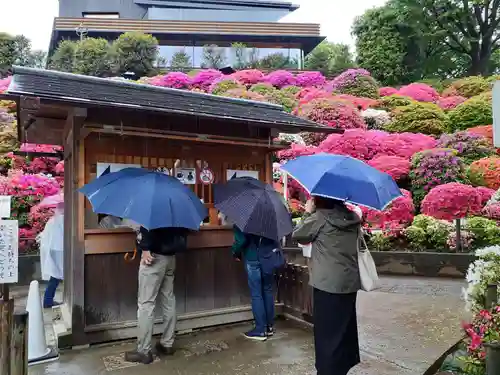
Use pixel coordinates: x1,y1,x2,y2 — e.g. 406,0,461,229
231,225,277,341
43,277,61,308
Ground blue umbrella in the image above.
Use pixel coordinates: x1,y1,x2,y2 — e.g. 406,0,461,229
281,153,402,210
214,177,292,240
79,168,208,230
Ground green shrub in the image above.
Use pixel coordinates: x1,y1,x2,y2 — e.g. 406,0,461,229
404,226,427,251
73,38,111,77
264,90,298,113
374,95,413,111
211,79,244,95
465,217,500,247
49,40,76,72
368,232,393,251
448,95,493,131
281,85,301,96
110,31,158,77
443,76,490,98
249,83,276,96
337,74,380,99
384,102,449,135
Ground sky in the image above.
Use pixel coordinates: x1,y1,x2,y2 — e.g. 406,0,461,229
2,0,387,52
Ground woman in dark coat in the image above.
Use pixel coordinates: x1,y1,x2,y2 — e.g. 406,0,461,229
292,196,362,375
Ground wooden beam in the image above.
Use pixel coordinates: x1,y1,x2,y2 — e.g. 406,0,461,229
85,126,286,150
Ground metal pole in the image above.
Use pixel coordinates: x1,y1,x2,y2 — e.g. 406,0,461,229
486,284,498,309
0,284,13,375
455,219,463,252
10,312,28,375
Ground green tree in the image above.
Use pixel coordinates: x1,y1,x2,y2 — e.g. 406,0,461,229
73,38,111,77
258,53,297,69
201,44,226,68
27,50,47,69
231,42,248,69
305,41,356,76
0,33,46,75
170,51,192,71
110,32,159,77
396,0,500,76
49,40,76,72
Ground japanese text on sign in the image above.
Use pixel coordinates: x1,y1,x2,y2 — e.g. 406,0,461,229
0,220,18,284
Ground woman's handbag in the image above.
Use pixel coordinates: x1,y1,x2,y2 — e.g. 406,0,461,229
256,238,285,275
358,232,380,292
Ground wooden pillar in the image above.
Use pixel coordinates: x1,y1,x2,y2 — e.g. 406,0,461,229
0,298,14,375
10,312,28,375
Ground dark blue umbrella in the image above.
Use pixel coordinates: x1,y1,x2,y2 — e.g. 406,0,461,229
79,168,208,230
281,153,402,210
214,177,292,240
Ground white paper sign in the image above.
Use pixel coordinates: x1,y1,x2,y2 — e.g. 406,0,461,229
96,163,142,177
0,196,11,218
226,169,259,181
0,220,18,283
174,168,196,185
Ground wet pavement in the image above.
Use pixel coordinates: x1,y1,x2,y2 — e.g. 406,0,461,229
27,276,467,375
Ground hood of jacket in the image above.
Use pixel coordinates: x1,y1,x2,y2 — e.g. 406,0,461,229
318,205,361,230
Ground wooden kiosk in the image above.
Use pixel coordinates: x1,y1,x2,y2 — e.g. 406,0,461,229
7,67,337,347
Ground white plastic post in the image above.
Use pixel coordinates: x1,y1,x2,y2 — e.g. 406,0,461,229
492,81,500,148
26,281,50,362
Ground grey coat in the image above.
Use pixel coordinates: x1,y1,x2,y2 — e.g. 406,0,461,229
292,206,361,294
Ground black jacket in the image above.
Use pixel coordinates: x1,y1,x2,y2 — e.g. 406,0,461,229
136,226,189,256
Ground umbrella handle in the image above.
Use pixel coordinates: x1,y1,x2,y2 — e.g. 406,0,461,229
124,248,137,262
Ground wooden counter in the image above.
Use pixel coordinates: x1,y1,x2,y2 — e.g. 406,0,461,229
84,226,235,254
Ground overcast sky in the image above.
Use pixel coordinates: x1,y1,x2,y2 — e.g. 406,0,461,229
2,0,387,51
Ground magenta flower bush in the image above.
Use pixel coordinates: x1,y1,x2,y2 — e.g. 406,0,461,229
328,69,379,99
476,186,496,207
230,69,264,85
376,132,437,159
368,155,411,181
0,76,11,93
318,129,383,161
295,71,327,88
437,96,467,111
379,87,398,97
295,98,366,135
410,148,467,204
397,83,439,103
191,69,223,91
276,143,318,162
151,72,192,89
437,131,495,163
421,182,483,220
263,70,296,88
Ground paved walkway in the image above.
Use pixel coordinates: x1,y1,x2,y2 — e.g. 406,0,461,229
27,276,467,375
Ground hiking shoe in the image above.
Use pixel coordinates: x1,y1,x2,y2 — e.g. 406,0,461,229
266,326,276,337
43,301,62,309
124,350,154,364
243,329,267,341
155,342,175,356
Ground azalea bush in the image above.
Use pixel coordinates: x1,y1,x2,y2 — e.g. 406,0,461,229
397,83,439,103
379,86,398,97
409,149,467,204
385,102,449,135
448,95,493,131
276,143,317,162
263,70,296,88
330,69,379,99
404,214,453,251
483,203,500,222
443,76,490,98
0,76,12,93
264,90,298,113
209,78,244,95
468,157,500,190
318,129,383,161
367,155,410,181
0,109,19,154
231,69,264,85
150,72,191,89
374,94,413,111
476,187,496,207
191,69,223,91
222,88,266,102
295,71,326,87
465,217,500,249
467,125,494,146
249,83,276,96
360,108,391,129
421,182,483,221
436,95,467,111
361,189,415,230
437,131,495,164
295,98,366,137
334,94,377,110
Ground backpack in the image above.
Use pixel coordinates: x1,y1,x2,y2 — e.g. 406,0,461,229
254,236,285,275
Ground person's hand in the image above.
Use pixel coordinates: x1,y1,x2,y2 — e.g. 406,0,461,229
305,198,315,214
141,251,154,266
233,253,242,262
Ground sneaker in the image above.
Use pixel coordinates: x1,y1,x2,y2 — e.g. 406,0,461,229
155,342,175,356
43,301,62,309
243,329,267,341
266,326,276,337
124,350,154,364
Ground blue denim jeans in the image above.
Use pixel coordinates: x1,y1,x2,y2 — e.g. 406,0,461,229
43,277,61,308
244,259,275,334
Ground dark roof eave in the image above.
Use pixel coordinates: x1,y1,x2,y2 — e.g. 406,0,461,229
6,91,341,135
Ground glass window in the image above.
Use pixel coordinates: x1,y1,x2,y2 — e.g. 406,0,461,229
158,45,195,69
82,13,120,18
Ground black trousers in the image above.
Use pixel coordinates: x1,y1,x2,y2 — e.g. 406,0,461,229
313,288,360,375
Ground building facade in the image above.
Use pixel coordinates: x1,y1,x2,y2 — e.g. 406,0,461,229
51,0,324,69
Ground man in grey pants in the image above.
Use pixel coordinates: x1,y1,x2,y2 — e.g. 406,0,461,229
125,226,189,365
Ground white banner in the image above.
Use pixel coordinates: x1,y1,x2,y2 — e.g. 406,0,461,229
0,220,18,284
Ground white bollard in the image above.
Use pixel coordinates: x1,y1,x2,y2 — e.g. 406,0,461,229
26,280,57,365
